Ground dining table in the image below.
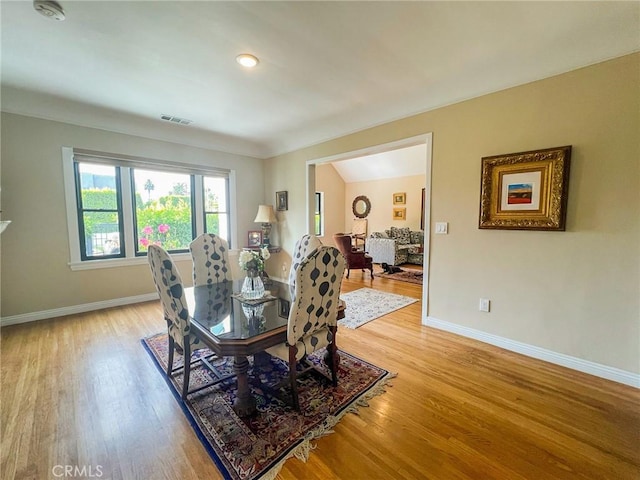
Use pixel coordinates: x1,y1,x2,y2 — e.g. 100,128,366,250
184,278,345,416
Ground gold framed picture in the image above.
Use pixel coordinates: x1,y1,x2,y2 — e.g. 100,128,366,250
393,207,406,220
479,146,571,230
393,192,406,205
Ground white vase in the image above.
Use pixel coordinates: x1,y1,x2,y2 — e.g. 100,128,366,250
241,269,265,299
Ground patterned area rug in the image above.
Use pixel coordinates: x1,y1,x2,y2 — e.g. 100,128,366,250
142,333,395,480
374,265,424,285
338,288,418,329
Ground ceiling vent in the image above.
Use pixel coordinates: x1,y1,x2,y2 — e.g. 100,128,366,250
33,0,65,21
160,114,193,126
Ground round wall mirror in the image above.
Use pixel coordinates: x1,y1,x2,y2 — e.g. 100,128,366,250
352,195,371,218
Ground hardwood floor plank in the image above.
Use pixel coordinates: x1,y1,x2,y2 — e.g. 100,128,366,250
1,273,638,480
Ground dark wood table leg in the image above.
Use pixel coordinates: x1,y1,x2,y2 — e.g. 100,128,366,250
233,355,256,416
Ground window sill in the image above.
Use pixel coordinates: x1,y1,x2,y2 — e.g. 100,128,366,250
68,252,192,271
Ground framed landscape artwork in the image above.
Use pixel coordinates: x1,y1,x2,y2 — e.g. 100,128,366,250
479,146,571,230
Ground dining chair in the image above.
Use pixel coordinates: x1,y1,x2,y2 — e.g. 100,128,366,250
148,244,210,399
266,246,346,411
189,233,232,286
288,234,322,287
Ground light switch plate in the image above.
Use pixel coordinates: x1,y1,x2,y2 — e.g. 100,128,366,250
435,222,448,234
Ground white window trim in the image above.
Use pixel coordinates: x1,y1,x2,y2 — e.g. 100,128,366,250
62,146,237,271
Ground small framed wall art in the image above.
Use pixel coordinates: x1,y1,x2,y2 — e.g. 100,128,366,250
276,191,288,211
247,230,263,247
393,192,406,205
393,207,406,220
479,145,571,230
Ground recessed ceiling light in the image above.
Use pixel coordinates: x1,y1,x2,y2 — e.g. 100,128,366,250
236,54,259,68
33,0,65,21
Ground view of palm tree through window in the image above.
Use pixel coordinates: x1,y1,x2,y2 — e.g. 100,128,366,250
133,169,193,253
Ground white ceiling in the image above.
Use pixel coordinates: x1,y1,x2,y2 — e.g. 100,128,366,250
1,1,638,159
332,144,427,183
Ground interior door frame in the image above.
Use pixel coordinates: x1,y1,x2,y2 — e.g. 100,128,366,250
306,133,433,323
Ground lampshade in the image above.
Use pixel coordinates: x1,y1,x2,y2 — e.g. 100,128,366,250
254,205,277,224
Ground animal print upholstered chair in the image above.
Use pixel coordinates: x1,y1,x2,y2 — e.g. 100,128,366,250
266,246,346,411
189,233,232,286
288,234,322,287
147,244,208,399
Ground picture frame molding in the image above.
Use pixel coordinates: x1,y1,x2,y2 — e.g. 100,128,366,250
479,146,571,231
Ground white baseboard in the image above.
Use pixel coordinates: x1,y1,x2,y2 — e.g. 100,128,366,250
1,293,159,327
425,316,639,389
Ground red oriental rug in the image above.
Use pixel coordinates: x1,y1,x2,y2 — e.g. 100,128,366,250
142,333,395,480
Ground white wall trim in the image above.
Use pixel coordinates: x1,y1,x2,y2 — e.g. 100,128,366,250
426,316,640,389
1,293,159,327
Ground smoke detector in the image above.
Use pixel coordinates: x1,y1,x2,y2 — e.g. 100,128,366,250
33,1,65,21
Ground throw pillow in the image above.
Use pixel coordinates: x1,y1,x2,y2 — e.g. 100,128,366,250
391,226,411,244
410,230,424,245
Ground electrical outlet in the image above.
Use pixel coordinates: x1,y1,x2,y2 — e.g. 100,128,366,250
479,298,490,312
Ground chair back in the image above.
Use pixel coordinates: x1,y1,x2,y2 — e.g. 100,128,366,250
288,246,346,348
147,244,191,349
333,234,353,258
352,218,367,236
288,234,322,286
189,233,231,286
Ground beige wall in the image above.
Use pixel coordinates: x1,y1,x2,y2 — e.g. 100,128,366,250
0,114,264,317
264,54,640,373
345,175,426,235
315,163,346,247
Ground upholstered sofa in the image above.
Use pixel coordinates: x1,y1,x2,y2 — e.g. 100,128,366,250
365,227,424,266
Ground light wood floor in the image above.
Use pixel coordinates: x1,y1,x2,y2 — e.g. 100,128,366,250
2,272,639,480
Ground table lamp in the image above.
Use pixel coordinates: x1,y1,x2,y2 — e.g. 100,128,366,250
254,204,277,246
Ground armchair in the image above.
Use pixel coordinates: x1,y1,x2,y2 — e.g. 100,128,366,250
333,233,374,279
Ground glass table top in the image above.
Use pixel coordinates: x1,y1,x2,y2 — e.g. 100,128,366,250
185,279,292,341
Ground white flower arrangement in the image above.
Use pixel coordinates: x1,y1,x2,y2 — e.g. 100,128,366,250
238,247,271,271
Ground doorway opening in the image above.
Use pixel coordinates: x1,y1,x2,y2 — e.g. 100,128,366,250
306,133,433,322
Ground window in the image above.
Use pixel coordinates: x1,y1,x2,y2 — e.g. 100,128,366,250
75,163,124,260
203,176,230,241
132,169,194,254
314,192,324,236
63,148,233,269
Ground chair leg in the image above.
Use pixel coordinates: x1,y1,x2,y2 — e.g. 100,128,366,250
182,341,192,400
346,268,350,279
327,326,338,387
167,335,175,377
289,347,300,411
